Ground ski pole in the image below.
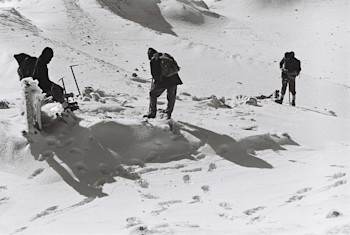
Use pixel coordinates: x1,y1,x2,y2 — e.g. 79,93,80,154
69,65,81,96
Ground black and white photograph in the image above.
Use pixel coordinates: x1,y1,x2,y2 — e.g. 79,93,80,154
0,0,349,234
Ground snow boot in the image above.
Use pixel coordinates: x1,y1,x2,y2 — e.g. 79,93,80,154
275,98,283,104
64,101,79,111
292,100,295,106
143,113,156,119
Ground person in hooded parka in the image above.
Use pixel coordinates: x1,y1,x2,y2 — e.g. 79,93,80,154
276,51,301,106
143,47,183,119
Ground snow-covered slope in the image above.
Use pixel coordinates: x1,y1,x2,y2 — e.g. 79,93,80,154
0,0,349,234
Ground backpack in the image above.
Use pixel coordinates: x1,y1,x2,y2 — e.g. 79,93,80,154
14,53,37,80
159,53,180,77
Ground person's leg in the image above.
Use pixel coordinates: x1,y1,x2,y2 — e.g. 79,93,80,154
276,79,288,104
165,85,177,119
147,84,165,118
289,78,296,106
51,83,65,104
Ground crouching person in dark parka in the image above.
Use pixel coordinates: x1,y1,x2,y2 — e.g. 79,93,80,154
15,47,69,109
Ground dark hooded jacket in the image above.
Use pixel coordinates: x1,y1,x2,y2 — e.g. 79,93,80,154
148,48,183,88
32,48,55,93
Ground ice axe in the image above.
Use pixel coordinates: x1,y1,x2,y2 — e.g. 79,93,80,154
69,64,81,96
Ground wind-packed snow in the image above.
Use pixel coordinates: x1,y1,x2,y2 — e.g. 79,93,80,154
0,0,349,234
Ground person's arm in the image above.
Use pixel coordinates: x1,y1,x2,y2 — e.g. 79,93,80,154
279,58,284,69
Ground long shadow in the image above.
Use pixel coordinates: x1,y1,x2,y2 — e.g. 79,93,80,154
28,119,119,198
180,122,296,169
27,117,195,197
97,0,177,36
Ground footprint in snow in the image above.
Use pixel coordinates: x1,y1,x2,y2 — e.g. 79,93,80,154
69,147,83,155
152,200,182,215
330,164,346,168
37,150,55,161
286,195,304,203
243,206,265,216
151,207,168,215
31,206,58,221
296,187,312,194
327,180,347,189
201,185,210,193
125,217,143,229
191,195,200,203
97,163,113,176
326,172,346,180
327,210,343,218
75,161,89,174
28,168,45,179
135,179,150,188
140,193,159,200
0,197,10,205
13,227,27,234
182,168,202,173
0,186,7,191
286,188,313,203
208,163,217,172
129,225,150,235
69,197,95,209
93,178,107,188
183,174,191,183
288,160,306,164
158,200,182,206
219,202,232,210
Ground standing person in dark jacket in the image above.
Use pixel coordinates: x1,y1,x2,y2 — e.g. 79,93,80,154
143,48,183,119
33,47,68,108
276,51,301,106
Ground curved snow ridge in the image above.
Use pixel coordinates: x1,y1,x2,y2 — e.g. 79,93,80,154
0,8,40,35
96,0,221,35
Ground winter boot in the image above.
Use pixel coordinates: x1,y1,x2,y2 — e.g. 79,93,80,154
292,100,295,106
143,113,156,119
275,98,283,104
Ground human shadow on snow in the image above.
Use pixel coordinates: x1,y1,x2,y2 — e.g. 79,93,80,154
180,122,298,169
27,117,195,198
26,116,298,197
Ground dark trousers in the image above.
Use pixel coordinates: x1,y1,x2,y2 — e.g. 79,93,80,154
281,77,296,96
45,83,65,104
148,84,177,116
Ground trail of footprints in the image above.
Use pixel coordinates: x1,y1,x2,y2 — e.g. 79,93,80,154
11,197,95,234
0,186,9,207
